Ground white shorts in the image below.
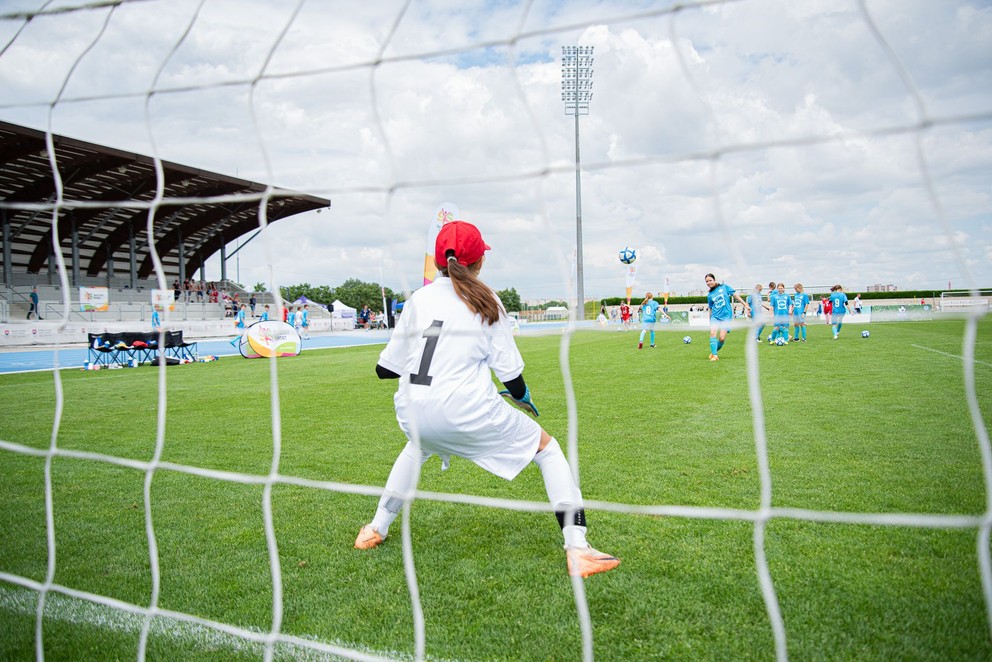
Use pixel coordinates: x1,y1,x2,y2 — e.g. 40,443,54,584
396,396,542,480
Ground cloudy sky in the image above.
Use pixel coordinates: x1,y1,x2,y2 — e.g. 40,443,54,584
1,0,990,301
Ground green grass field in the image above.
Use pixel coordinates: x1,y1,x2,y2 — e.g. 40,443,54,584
1,318,991,660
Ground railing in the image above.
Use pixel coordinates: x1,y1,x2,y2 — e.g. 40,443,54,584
36,301,226,323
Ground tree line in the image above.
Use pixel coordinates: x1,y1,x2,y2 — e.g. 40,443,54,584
252,280,537,314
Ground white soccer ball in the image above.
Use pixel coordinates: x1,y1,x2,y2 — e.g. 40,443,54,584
862,330,870,338
775,337,786,346
619,246,637,265
682,336,692,344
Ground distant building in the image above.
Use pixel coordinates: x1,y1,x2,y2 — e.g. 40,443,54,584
866,284,899,292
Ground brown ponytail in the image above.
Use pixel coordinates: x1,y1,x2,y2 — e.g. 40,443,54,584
441,254,502,325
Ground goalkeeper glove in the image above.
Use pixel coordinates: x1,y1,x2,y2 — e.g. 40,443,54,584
499,386,540,417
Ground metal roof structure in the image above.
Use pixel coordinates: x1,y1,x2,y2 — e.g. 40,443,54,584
0,120,330,287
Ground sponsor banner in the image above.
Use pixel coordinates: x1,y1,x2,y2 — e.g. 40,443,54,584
240,320,301,358
868,304,933,322
79,287,109,312
152,289,176,311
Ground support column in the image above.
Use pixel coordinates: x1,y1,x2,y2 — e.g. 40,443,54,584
70,211,80,287
2,210,11,285
129,223,137,289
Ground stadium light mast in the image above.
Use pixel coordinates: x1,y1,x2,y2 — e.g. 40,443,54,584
561,45,593,320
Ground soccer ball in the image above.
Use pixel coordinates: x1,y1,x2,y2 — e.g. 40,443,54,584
619,246,637,265
682,336,692,344
862,330,870,338
774,337,786,346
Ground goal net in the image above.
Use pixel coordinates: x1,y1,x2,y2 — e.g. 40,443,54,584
1,1,990,660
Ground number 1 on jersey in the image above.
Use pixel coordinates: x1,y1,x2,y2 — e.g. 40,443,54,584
410,320,443,386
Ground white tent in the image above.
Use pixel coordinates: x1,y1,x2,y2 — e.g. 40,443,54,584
291,295,328,310
331,299,357,330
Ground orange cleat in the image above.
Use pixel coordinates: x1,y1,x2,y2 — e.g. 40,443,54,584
354,525,384,550
566,546,621,578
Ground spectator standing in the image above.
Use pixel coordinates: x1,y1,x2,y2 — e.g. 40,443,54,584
27,286,42,320
301,304,310,339
249,294,257,316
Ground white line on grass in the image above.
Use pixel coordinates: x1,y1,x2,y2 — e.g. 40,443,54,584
0,584,424,662
911,344,992,369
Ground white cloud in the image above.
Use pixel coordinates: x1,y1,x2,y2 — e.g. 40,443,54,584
0,0,989,300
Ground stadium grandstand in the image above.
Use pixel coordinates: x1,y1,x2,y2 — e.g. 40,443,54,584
0,120,329,322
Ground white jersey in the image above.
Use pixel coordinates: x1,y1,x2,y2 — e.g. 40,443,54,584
377,276,539,478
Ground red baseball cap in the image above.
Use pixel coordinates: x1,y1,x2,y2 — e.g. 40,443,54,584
434,220,491,268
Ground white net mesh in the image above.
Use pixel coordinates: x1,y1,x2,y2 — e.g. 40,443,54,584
1,1,990,660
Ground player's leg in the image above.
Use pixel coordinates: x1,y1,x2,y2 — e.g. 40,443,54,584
532,430,619,578
709,326,719,358
356,441,431,548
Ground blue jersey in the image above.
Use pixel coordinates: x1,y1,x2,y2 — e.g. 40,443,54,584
151,310,161,329
302,310,309,326
829,291,848,315
791,293,810,318
770,291,791,322
640,299,660,323
260,311,269,321
236,309,246,328
747,291,764,319
707,284,736,321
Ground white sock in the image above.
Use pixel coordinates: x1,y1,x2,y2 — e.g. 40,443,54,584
370,442,429,537
533,438,588,548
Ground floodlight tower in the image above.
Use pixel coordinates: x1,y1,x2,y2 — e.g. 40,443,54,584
561,45,593,320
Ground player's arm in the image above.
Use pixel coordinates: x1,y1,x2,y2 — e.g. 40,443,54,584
499,374,539,416
375,364,400,379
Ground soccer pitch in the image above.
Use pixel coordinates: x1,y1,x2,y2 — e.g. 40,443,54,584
1,318,990,660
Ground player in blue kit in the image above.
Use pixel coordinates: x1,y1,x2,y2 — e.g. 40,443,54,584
791,283,811,342
769,282,792,344
705,273,749,361
828,284,851,339
637,292,660,349
747,283,770,343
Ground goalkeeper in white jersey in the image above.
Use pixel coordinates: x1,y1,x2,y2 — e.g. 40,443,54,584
354,220,620,578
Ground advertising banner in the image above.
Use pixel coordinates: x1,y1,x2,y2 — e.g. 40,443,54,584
152,289,176,311
78,287,109,312
238,321,301,358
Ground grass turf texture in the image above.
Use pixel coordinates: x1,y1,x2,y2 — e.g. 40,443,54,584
0,318,990,660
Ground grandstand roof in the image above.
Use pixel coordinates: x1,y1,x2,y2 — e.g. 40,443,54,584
0,120,329,286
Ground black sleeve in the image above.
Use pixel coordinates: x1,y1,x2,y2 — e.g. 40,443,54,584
375,363,400,380
501,374,527,400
